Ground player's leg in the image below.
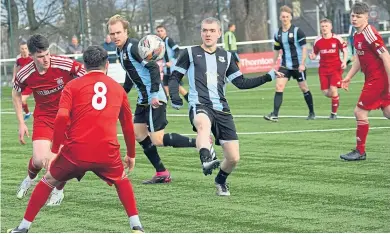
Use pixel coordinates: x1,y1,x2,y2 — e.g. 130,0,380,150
328,85,339,120
340,106,369,161
179,84,189,102
295,70,315,119
162,74,170,100
328,69,342,119
95,159,143,232
382,104,390,119
21,94,31,121
150,103,196,148
17,139,50,199
213,113,239,196
8,155,75,233
192,108,220,175
215,140,239,196
133,105,167,179
264,68,289,122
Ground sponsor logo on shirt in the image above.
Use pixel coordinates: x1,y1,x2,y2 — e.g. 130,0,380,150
320,49,336,54
358,42,362,49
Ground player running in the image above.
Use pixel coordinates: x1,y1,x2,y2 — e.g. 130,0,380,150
12,34,86,205
340,2,390,161
309,18,348,119
169,17,283,196
12,41,33,121
155,25,189,102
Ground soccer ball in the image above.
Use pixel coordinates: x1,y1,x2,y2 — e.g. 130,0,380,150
138,35,165,61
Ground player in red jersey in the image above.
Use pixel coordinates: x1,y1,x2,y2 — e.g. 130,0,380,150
7,45,143,233
12,34,86,205
340,2,390,161
12,41,33,121
309,18,348,119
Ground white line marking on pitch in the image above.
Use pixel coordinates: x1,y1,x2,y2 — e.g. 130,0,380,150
117,126,390,137
0,112,387,120
227,80,364,93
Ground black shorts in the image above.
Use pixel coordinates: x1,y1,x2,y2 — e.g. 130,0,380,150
163,74,184,86
278,67,307,82
189,104,238,145
133,103,168,132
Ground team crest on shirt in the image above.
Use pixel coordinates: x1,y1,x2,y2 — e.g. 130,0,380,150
56,77,64,85
332,43,336,48
358,42,362,49
289,33,293,38
122,53,128,60
218,56,225,63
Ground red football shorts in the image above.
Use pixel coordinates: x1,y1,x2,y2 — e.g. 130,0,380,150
32,116,55,141
49,153,126,186
318,67,342,90
22,87,33,96
357,79,390,110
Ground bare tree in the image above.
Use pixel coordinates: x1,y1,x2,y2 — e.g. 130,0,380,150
230,0,269,49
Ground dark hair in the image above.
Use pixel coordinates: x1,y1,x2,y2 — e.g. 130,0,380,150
351,2,369,14
19,41,27,46
83,45,108,71
156,25,166,30
27,34,49,54
228,23,235,28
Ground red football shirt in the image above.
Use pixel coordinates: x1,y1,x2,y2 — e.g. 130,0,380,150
354,25,387,81
313,34,346,68
52,71,136,163
15,55,33,68
14,56,86,119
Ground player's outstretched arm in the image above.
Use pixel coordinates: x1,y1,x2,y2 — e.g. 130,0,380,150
231,71,280,89
119,92,136,171
168,49,190,109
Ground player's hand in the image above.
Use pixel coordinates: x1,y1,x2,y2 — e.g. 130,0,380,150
18,123,29,145
298,64,305,73
124,155,135,172
165,62,172,68
341,62,347,70
275,71,284,78
309,53,316,60
151,98,161,109
43,152,57,170
342,78,351,91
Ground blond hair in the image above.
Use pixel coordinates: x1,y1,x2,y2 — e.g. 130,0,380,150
320,18,332,24
107,14,129,31
280,5,292,15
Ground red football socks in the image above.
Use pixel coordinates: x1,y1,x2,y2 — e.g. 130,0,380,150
24,178,54,222
115,178,138,217
28,158,41,180
356,121,369,154
331,96,339,114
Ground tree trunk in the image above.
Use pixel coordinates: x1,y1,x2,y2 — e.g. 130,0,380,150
26,0,40,32
5,0,19,57
230,0,268,52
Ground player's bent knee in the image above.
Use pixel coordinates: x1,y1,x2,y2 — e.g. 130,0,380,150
150,136,164,146
44,172,61,187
